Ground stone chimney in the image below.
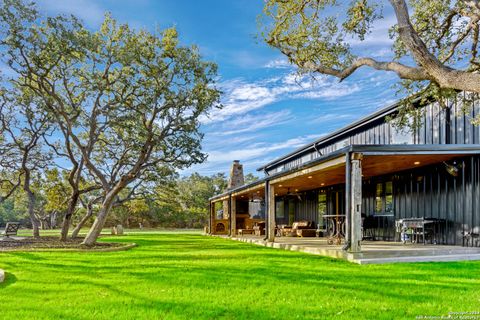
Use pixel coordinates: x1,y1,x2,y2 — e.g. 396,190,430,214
223,160,244,219
227,160,244,190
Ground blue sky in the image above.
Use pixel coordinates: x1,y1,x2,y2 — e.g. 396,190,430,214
35,0,400,177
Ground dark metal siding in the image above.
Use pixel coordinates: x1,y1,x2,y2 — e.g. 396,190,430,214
272,155,480,246
266,95,480,175
295,190,318,223
361,156,480,246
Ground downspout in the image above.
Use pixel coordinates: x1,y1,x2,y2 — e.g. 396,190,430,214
343,151,352,251
313,142,323,157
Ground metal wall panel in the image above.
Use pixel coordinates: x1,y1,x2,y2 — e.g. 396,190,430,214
266,95,480,177
271,156,480,246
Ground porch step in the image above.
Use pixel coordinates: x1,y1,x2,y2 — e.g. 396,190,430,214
227,236,480,264
354,253,480,264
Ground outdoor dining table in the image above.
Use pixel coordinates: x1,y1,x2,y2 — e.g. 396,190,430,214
395,217,447,245
323,214,346,245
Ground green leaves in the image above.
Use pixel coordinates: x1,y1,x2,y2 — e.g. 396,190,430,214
262,0,383,70
343,0,382,41
261,0,480,128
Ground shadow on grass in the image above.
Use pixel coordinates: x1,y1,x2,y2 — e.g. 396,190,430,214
1,232,479,319
0,272,17,288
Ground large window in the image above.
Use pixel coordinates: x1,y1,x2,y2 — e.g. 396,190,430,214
318,192,327,228
276,199,285,219
375,181,393,214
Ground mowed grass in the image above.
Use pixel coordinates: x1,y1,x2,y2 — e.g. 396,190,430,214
1,231,479,320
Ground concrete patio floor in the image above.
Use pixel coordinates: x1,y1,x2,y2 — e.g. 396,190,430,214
224,235,480,264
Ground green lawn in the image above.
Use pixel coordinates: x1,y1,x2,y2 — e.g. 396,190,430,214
1,231,479,319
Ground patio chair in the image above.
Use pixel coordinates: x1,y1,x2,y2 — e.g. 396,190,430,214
1,222,20,240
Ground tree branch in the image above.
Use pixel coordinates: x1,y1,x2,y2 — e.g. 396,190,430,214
390,0,480,92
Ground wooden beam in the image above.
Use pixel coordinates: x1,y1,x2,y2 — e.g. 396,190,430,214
231,183,264,197
267,183,275,242
231,197,236,236
210,202,215,235
349,153,363,253
212,195,230,202
269,156,346,185
344,153,351,249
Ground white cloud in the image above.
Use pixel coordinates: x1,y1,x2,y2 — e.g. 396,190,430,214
182,133,324,175
205,134,322,164
36,0,105,27
309,113,356,124
264,58,293,69
202,72,361,123
213,110,293,136
295,84,360,100
350,14,396,48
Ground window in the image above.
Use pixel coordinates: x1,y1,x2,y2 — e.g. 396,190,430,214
318,192,327,228
375,181,394,214
385,181,393,213
288,199,295,225
375,183,383,213
276,200,285,219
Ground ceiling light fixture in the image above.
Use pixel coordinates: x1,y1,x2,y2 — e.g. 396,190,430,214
414,161,421,165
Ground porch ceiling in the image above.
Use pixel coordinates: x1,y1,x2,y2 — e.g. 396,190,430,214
232,183,265,200
361,154,463,178
272,156,346,196
273,164,346,196
271,153,468,196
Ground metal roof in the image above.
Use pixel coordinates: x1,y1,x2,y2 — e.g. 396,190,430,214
255,98,405,172
210,144,480,201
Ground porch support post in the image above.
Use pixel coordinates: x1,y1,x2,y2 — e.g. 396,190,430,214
350,153,363,253
344,152,351,250
210,201,215,235
267,182,276,242
208,201,212,234
230,196,236,236
227,195,232,236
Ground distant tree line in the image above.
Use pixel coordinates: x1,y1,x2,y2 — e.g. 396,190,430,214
0,171,258,230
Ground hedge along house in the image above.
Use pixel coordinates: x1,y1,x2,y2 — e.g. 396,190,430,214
208,94,480,253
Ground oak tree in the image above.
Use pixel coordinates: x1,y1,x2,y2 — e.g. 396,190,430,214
262,0,480,120
0,1,220,244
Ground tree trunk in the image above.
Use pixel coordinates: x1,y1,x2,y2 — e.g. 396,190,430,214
60,192,79,241
27,190,40,238
71,202,94,239
81,195,115,246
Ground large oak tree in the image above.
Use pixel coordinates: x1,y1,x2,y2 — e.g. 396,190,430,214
262,0,480,118
0,0,220,245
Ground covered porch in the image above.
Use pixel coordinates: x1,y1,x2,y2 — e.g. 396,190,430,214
209,144,480,256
